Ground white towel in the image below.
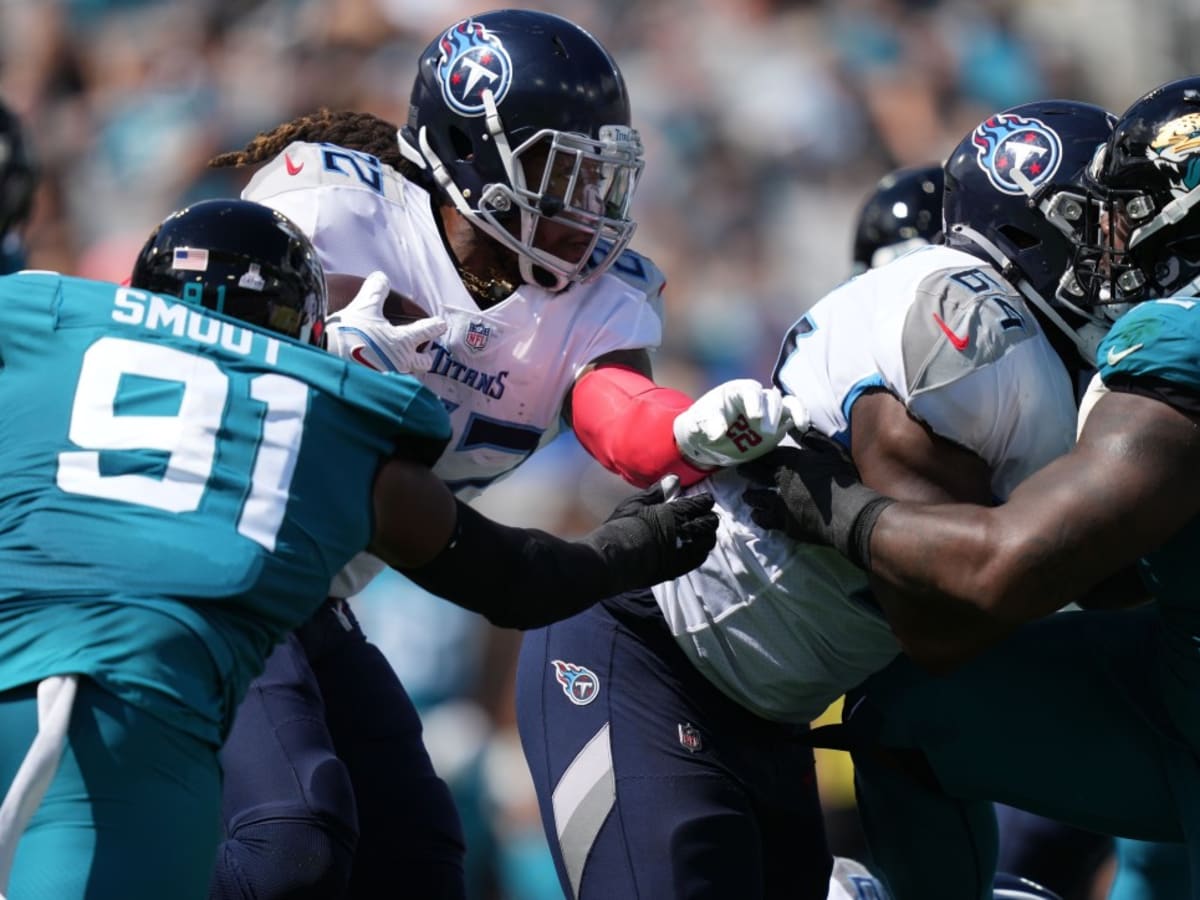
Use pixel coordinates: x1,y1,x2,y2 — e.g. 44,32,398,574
0,674,79,898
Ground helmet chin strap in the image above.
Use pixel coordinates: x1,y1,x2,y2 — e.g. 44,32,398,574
396,128,427,171
1128,180,1200,249
950,223,1102,366
1170,268,1200,300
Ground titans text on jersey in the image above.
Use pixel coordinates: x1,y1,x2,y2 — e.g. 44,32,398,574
427,340,508,399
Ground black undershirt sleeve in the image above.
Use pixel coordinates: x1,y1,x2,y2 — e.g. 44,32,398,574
1104,373,1200,417
399,500,619,630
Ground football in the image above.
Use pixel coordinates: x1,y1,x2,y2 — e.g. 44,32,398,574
325,273,429,324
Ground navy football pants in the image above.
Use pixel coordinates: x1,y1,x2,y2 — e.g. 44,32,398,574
210,599,466,899
516,591,832,900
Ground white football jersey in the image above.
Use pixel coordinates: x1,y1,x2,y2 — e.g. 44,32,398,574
244,142,666,594
653,244,1078,723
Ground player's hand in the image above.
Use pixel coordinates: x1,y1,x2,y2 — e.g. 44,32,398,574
584,478,719,589
325,271,447,375
673,379,809,469
738,430,893,567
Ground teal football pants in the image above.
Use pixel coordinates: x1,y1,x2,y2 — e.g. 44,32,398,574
845,606,1196,900
0,677,221,899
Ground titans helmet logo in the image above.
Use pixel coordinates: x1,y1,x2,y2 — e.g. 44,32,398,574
436,19,513,117
972,113,1063,195
1149,113,1200,195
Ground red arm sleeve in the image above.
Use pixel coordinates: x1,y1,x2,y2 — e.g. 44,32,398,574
571,365,713,489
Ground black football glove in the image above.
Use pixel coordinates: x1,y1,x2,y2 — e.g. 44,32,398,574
738,430,893,568
584,479,719,592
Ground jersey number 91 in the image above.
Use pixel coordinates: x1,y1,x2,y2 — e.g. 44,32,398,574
55,336,309,552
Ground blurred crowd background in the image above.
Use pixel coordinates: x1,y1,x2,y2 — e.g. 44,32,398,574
4,0,1199,896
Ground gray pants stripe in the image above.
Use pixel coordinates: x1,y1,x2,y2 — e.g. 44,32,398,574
551,723,615,899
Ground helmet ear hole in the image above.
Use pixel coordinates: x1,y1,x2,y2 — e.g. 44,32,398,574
448,125,474,162
998,224,1040,250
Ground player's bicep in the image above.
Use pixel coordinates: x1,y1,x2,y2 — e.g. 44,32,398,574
849,388,994,505
368,457,457,569
1005,389,1200,569
848,388,1002,665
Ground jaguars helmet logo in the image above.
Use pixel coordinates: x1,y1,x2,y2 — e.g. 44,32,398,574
436,18,513,117
1149,112,1200,195
972,113,1063,195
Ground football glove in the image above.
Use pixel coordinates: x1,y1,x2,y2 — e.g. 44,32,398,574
325,271,447,375
738,430,894,568
587,480,719,586
673,379,809,469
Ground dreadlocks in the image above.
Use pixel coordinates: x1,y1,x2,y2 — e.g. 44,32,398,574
210,109,418,178
211,108,521,306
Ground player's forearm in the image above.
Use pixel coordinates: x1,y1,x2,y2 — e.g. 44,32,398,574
570,364,712,488
394,494,715,630
395,501,622,629
867,499,1087,629
369,460,617,625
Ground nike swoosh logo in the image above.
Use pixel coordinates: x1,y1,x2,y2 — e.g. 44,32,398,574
350,346,380,371
1106,343,1143,366
932,312,969,352
284,153,304,176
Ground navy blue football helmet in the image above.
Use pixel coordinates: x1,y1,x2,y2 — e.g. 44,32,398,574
0,99,37,272
130,199,327,346
398,10,643,291
943,100,1116,366
852,164,944,273
1073,76,1200,314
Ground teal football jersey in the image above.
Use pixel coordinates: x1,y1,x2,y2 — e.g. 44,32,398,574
1098,296,1200,740
0,272,451,743
1097,296,1200,391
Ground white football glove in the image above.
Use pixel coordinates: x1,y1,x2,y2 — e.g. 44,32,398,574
325,271,447,375
673,379,810,469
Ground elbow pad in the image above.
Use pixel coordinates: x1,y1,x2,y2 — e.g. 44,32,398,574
572,365,712,488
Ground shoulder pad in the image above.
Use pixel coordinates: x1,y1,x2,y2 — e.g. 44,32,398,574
601,249,666,299
0,269,64,297
902,264,1039,396
243,141,407,205
1098,297,1200,390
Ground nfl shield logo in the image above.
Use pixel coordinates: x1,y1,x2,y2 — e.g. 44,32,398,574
678,723,703,753
465,321,490,351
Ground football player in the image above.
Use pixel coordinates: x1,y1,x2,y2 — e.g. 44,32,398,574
204,11,794,899
515,100,1114,899
740,76,1200,900
850,163,944,274
0,198,719,900
0,98,37,274
848,160,1113,900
